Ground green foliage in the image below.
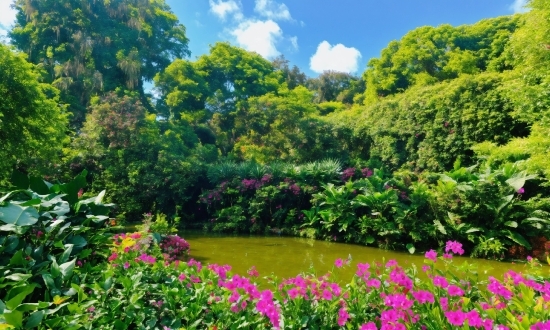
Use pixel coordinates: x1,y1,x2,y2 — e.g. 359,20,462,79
0,44,68,185
351,72,522,171
66,92,205,221
362,16,520,103
10,0,190,127
0,171,113,328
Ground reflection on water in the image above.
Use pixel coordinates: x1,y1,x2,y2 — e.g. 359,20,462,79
181,231,543,283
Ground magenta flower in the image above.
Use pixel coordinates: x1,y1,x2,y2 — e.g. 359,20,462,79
445,240,465,255
123,261,130,269
433,276,449,288
360,322,378,330
445,310,466,326
337,307,350,326
385,259,398,268
517,187,525,194
321,289,333,300
108,252,118,262
424,249,437,262
178,273,186,282
447,285,464,296
334,258,344,268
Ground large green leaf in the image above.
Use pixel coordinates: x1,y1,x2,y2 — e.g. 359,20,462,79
0,203,39,226
10,170,29,190
406,243,416,254
29,176,50,195
24,310,45,328
506,231,531,249
505,173,536,191
59,259,76,280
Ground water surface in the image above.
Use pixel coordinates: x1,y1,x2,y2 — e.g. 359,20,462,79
182,232,542,282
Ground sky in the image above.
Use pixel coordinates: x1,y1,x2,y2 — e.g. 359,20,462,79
0,0,530,77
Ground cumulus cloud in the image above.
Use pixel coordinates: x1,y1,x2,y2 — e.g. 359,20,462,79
209,0,242,21
231,19,282,58
310,41,362,74
510,0,529,13
0,0,16,37
254,0,291,21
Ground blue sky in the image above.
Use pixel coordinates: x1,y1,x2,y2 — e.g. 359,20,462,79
167,0,529,77
0,0,530,77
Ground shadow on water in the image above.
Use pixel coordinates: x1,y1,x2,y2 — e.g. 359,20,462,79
180,230,548,283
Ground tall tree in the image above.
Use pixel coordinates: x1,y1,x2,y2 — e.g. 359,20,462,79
306,71,360,103
0,44,68,184
10,0,189,128
362,16,520,104
271,55,307,90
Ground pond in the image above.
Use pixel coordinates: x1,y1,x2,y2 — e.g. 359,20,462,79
181,231,542,283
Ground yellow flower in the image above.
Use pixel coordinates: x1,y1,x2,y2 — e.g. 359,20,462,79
121,237,136,250
52,295,69,305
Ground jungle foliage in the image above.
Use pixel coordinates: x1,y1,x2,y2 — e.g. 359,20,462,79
2,0,550,258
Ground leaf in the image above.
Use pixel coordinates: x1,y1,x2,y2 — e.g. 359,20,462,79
5,274,32,282
465,227,483,233
59,259,76,281
6,285,36,310
65,236,87,248
0,203,39,226
504,221,518,228
434,220,447,235
506,173,536,191
406,243,416,254
0,224,26,234
95,190,106,204
4,310,23,328
59,245,74,264
506,231,531,249
10,170,29,190
24,310,44,329
29,176,50,195
365,235,375,244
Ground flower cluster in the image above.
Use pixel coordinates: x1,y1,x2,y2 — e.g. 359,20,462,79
159,235,190,261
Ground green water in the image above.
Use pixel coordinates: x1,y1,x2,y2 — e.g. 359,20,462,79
181,232,545,283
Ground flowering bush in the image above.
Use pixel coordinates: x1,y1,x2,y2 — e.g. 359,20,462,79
81,237,550,329
160,235,190,261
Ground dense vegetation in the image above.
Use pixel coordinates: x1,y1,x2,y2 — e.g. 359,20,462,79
1,0,550,255
2,0,550,327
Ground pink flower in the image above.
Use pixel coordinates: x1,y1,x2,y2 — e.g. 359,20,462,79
433,276,449,288
178,273,186,282
36,231,44,238
334,258,344,268
517,187,525,194
445,240,465,255
247,266,259,277
360,322,378,330
424,249,437,262
108,252,118,262
385,260,398,268
421,265,431,272
445,310,466,326
412,290,435,304
322,289,333,300
123,261,130,269
337,307,350,326
447,285,464,296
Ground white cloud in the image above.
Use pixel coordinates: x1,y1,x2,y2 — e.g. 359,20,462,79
510,0,529,13
310,41,362,74
0,0,16,37
209,0,242,21
289,36,298,51
254,0,291,21
231,19,282,58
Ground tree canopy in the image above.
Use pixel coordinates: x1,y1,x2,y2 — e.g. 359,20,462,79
0,44,68,184
10,0,190,127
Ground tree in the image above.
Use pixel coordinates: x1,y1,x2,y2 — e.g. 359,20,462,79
306,71,360,103
362,16,520,104
10,0,189,128
68,91,205,220
271,55,307,90
0,44,68,184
